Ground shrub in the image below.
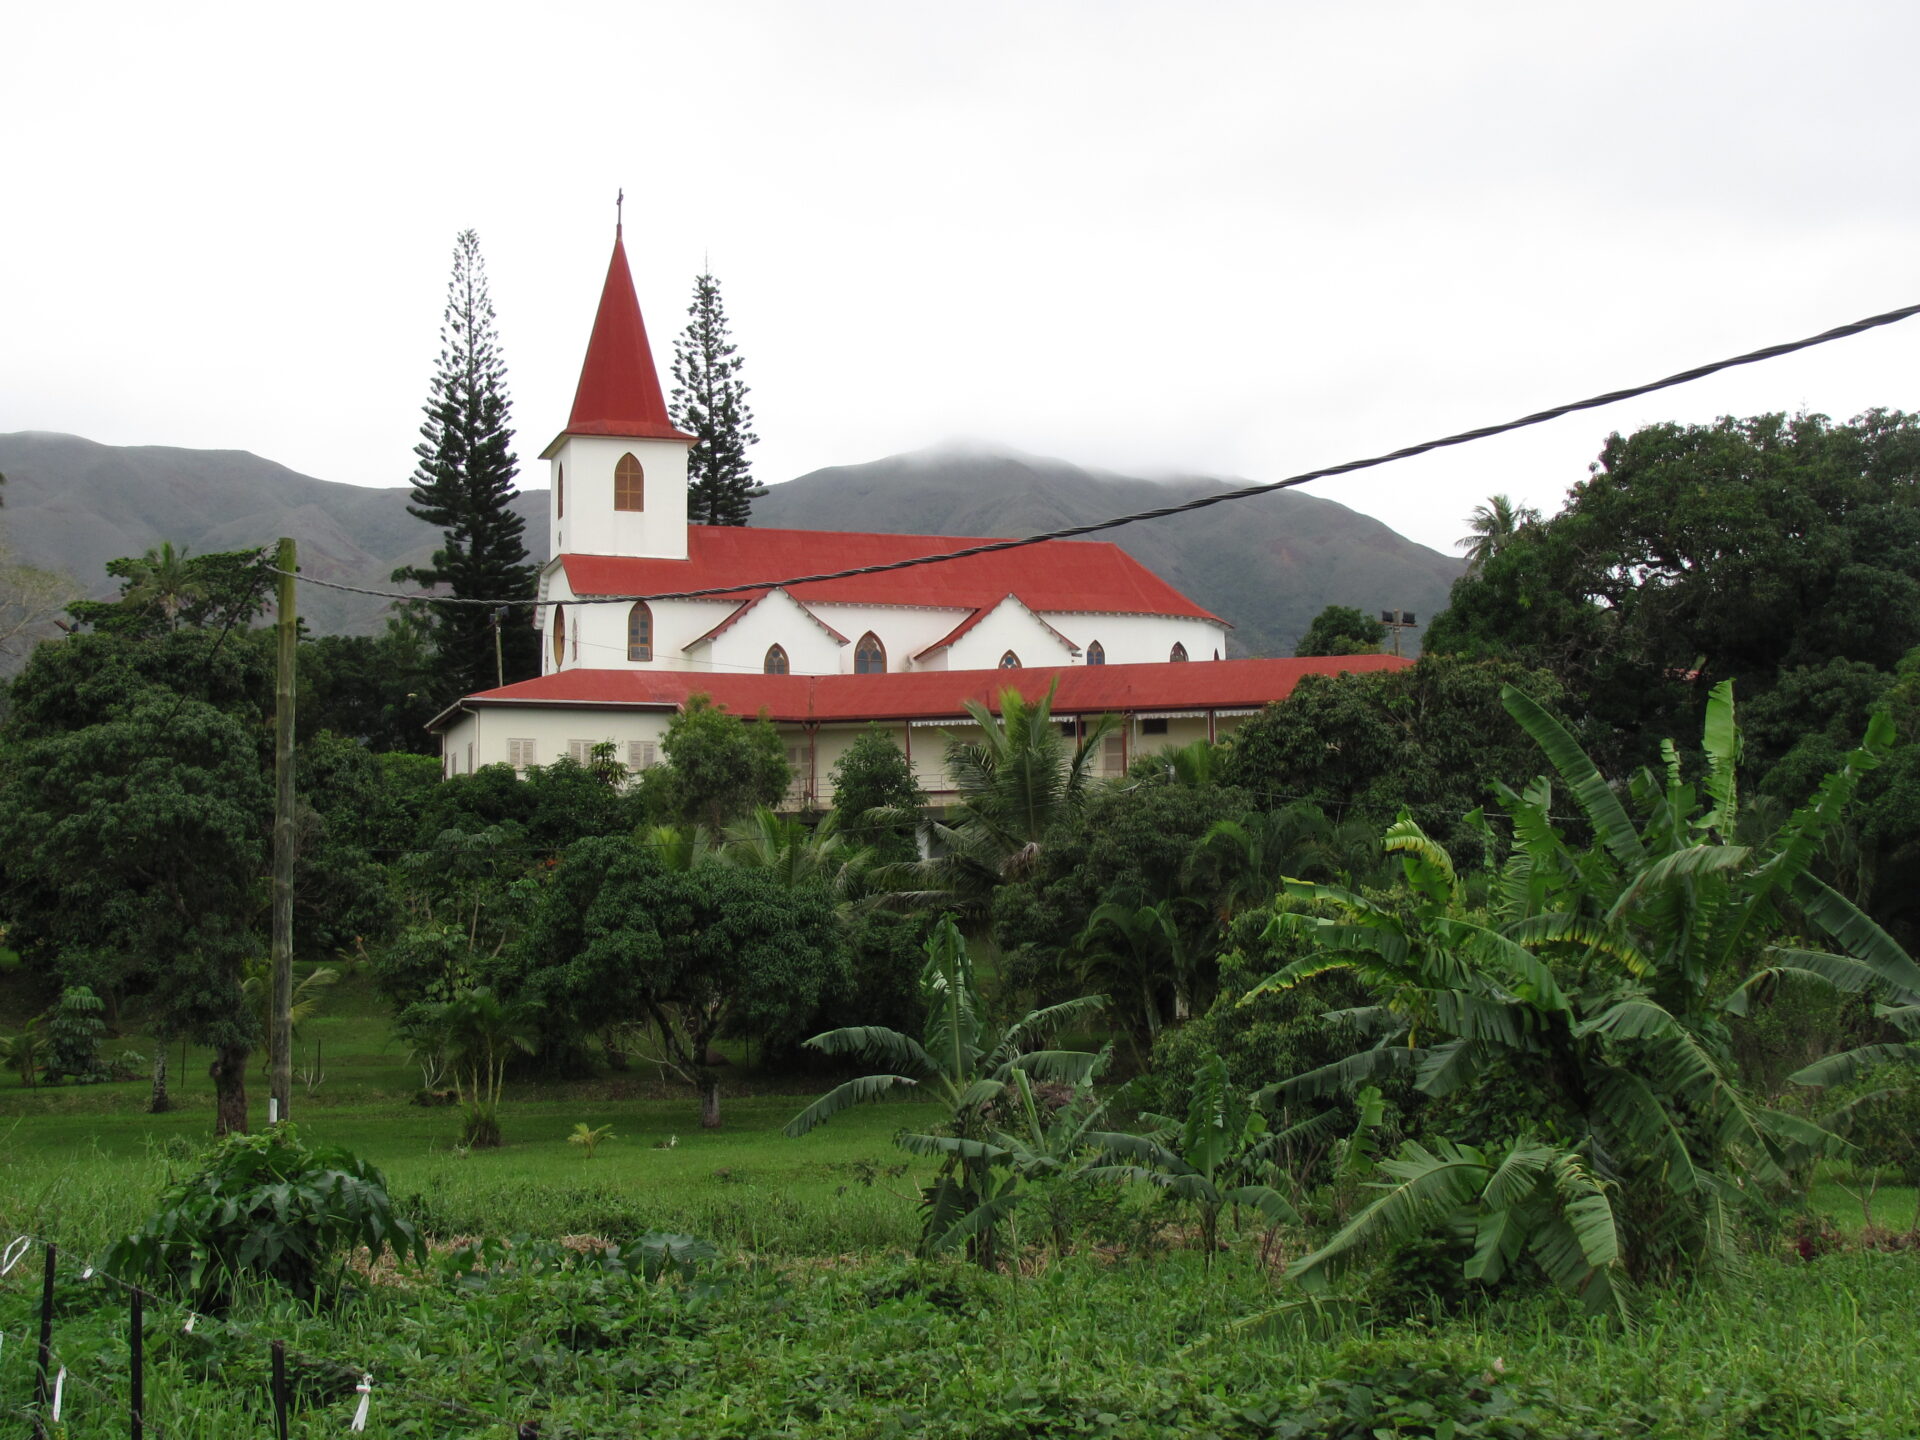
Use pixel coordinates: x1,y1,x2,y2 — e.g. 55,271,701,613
106,1124,425,1307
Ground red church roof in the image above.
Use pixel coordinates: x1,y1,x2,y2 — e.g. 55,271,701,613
559,528,1227,621
436,654,1411,729
549,226,693,450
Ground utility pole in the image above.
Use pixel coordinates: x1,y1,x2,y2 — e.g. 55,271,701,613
270,537,297,1124
1380,609,1419,658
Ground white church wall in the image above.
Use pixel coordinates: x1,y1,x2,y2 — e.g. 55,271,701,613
705,589,846,675
1039,611,1229,665
805,602,975,673
942,599,1079,670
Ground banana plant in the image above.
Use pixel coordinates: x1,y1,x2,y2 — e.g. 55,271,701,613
1250,680,1920,1308
785,914,1106,1265
1083,1054,1300,1268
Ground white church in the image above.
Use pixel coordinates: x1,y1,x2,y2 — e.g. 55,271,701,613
429,226,1409,805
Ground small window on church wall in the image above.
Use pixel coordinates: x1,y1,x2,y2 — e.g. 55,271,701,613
1086,641,1105,666
552,606,566,668
999,651,1021,669
765,644,790,675
1169,642,1189,663
615,453,645,511
628,601,653,661
557,464,564,519
855,632,886,674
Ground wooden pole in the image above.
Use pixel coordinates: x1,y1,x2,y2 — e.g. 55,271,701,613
270,537,297,1124
129,1287,145,1440
33,1243,55,1440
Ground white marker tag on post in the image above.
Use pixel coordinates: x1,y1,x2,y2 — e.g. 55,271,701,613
51,1367,66,1422
350,1373,373,1431
0,1237,29,1276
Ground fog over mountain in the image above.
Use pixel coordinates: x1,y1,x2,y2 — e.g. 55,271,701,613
0,433,1459,657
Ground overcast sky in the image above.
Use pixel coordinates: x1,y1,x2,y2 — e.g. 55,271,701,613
7,1,1919,555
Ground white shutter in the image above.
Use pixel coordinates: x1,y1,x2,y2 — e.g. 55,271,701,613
508,738,536,770
628,740,657,770
1101,734,1126,776
568,739,594,765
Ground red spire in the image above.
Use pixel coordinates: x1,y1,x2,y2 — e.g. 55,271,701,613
563,226,692,442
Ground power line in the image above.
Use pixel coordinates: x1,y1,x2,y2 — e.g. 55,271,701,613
266,296,1920,610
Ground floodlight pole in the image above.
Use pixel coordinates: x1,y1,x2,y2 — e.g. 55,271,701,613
270,536,297,1125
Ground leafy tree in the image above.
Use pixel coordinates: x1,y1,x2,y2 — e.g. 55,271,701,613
1427,410,1920,756
298,612,443,753
1261,683,1920,1314
1295,604,1386,657
1221,655,1566,860
508,835,848,1126
670,270,763,526
1456,494,1540,572
829,724,925,863
68,546,273,638
643,694,791,830
0,679,267,1131
785,916,1106,1265
392,229,538,701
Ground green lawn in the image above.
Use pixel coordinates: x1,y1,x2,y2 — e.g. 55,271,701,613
6,970,1920,1436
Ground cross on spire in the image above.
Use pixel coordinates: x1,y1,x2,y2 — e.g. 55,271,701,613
616,187,624,233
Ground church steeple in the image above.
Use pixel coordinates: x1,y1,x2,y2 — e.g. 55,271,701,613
561,224,692,442
538,216,694,587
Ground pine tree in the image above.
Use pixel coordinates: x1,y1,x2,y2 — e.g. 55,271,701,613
393,230,538,699
670,271,764,526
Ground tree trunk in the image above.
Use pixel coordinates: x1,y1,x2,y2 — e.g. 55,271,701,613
210,1042,250,1135
148,1046,171,1114
700,1074,722,1129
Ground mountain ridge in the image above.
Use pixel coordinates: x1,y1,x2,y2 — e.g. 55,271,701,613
0,431,1459,658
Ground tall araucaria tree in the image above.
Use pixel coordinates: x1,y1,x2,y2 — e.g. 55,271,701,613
393,229,538,699
670,271,764,526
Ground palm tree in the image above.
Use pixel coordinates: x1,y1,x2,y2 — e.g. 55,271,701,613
241,960,339,1073
1186,802,1380,920
427,987,539,1148
721,807,866,897
1456,494,1540,572
891,683,1118,928
1074,895,1210,1064
123,541,205,628
785,915,1106,1265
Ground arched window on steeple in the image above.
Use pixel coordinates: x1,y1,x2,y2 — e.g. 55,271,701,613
1169,642,1189,662
551,606,566,669
557,464,565,518
627,601,653,662
855,632,887,675
999,651,1021,668
614,453,645,511
1086,641,1105,666
764,644,789,675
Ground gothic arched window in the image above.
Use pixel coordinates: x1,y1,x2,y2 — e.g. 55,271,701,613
556,464,565,519
855,632,887,674
551,606,566,668
764,644,790,675
627,601,653,662
1086,641,1105,666
614,453,645,511
999,651,1021,668
1169,642,1189,662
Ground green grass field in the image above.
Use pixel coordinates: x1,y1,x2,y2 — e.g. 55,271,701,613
4,971,1920,1437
